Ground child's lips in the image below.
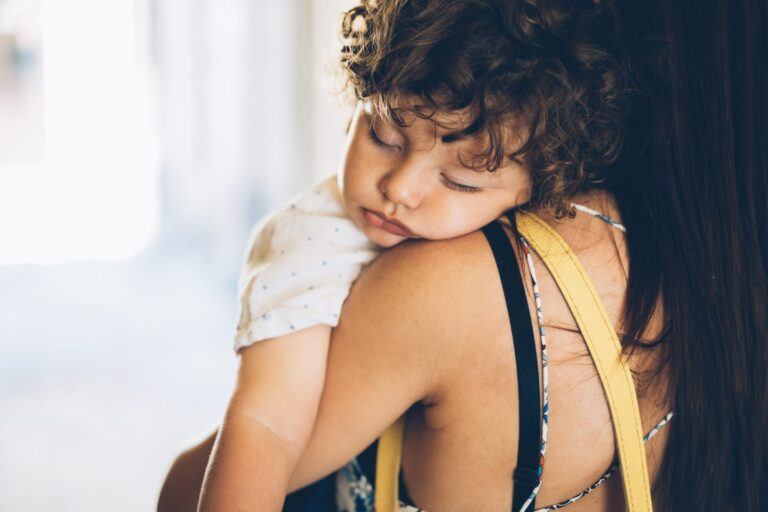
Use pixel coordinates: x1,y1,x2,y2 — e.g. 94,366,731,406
361,208,415,237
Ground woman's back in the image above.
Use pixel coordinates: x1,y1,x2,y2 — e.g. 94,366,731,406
397,189,671,511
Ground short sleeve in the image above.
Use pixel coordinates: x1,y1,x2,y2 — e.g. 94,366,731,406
233,175,381,353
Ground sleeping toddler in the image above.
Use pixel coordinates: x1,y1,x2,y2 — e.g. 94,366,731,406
197,99,531,510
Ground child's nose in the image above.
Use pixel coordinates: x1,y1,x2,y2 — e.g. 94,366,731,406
379,165,429,210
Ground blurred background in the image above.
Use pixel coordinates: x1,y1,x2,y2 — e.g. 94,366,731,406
0,0,356,509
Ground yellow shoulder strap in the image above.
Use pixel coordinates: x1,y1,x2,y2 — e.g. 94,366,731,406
374,416,405,512
374,212,653,512
516,210,653,512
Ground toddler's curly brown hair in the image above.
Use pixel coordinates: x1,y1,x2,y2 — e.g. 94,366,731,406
340,0,635,218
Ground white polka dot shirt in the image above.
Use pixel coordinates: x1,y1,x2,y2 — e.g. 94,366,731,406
234,175,380,353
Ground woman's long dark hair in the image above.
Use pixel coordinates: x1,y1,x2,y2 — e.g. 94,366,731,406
341,0,768,509
609,1,768,509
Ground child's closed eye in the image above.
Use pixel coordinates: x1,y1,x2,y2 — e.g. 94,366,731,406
367,121,401,153
365,111,482,194
440,173,482,193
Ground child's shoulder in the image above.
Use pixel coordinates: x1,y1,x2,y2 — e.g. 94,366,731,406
246,174,352,244
241,173,376,268
280,174,346,218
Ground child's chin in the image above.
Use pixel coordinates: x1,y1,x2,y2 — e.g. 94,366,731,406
365,227,408,249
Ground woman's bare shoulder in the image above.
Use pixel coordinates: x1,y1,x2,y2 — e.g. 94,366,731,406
367,230,501,293
345,229,508,372
283,229,511,490
364,229,502,305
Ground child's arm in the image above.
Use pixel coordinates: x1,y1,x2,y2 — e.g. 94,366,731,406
197,325,330,512
196,175,379,511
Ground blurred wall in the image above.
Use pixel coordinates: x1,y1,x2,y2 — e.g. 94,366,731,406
153,0,356,277
0,1,359,511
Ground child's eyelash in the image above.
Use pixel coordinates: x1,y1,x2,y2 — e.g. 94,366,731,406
367,123,397,150
441,174,482,193
366,120,481,194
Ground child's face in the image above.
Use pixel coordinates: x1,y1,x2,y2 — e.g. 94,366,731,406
339,101,531,248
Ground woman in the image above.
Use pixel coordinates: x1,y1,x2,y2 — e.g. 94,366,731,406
158,1,768,510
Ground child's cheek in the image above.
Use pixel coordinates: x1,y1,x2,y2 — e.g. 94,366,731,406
438,198,511,237
426,203,475,239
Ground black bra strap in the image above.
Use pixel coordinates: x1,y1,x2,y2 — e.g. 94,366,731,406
481,218,541,512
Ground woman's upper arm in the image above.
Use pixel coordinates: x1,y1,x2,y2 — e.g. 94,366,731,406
287,231,497,491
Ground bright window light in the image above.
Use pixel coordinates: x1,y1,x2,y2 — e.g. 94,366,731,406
0,0,158,265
